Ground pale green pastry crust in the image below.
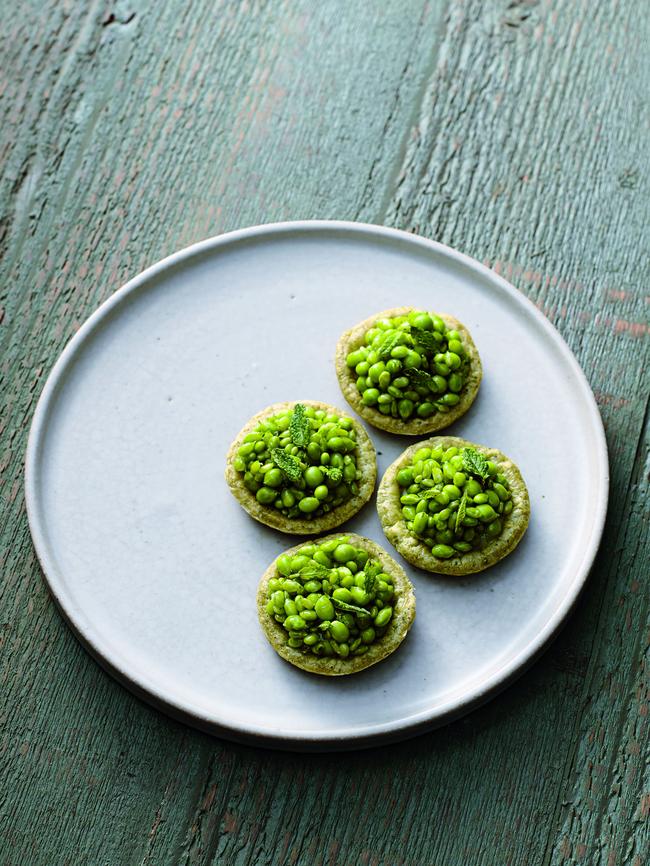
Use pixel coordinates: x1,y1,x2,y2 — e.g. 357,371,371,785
256,533,416,675
334,306,482,435
225,401,377,535
377,436,530,576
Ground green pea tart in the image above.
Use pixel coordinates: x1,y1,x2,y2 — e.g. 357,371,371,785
335,306,482,434
257,533,416,675
225,401,376,534
378,436,530,575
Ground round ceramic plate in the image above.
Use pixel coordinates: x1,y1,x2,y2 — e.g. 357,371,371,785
25,222,608,750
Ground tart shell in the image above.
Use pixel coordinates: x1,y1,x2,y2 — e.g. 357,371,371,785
225,401,377,534
377,436,530,575
256,533,416,675
334,306,482,435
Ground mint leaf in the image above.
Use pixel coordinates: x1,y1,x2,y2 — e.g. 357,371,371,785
405,367,438,391
331,598,369,616
410,327,438,354
377,331,403,359
298,562,331,580
363,560,382,596
455,488,469,534
270,448,303,482
289,403,310,447
462,447,490,482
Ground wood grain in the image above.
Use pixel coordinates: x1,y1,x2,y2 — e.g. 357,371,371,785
1,0,647,864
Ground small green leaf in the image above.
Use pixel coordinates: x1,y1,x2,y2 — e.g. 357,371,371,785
323,466,343,483
410,327,438,354
271,448,303,482
298,562,331,580
420,488,442,500
405,367,437,391
331,598,369,616
289,403,310,447
462,447,490,481
455,488,469,534
377,331,403,359
363,560,382,595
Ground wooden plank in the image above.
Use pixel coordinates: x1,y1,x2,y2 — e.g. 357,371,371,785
1,0,648,864
0,2,448,865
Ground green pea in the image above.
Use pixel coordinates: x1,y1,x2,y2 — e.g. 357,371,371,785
335,642,350,658
391,345,409,359
411,312,433,330
284,599,298,617
346,350,365,368
466,479,482,497
401,493,419,505
440,393,460,406
486,490,500,508
417,402,435,418
276,555,292,577
374,607,393,627
263,467,283,488
403,350,421,369
256,486,276,504
476,504,498,522
284,615,307,631
413,512,429,535
281,490,295,508
303,581,322,595
314,596,335,620
397,468,414,487
398,399,414,419
307,441,321,460
303,633,319,646
329,620,350,643
448,339,464,355
386,359,402,375
448,372,464,392
298,496,320,513
304,466,324,488
378,371,391,390
493,482,510,501
486,518,503,537
473,493,489,504
333,543,356,563
332,587,353,603
431,375,447,393
368,362,385,383
350,586,370,605
453,542,472,553
442,484,461,500
432,544,455,558
435,491,449,506
435,362,450,376
504,500,514,514
361,627,376,644
233,456,246,472
361,387,379,407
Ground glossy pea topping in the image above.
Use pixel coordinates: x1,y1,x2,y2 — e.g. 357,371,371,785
233,404,360,520
265,536,396,658
396,445,514,558
346,310,470,421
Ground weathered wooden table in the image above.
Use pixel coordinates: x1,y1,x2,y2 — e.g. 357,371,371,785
2,2,648,863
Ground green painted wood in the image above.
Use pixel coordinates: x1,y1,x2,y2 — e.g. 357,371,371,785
1,1,647,865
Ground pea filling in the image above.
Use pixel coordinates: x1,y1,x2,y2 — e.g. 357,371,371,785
396,445,514,558
345,310,470,421
233,404,360,520
265,536,396,658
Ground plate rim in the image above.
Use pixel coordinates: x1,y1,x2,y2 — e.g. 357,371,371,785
24,220,609,750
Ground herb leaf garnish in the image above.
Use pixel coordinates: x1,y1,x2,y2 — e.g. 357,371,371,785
298,562,331,580
462,447,490,482
323,466,343,483
455,488,469,534
377,331,403,359
271,448,303,482
331,598,370,616
405,367,438,391
289,403,310,447
363,561,382,596
410,327,438,353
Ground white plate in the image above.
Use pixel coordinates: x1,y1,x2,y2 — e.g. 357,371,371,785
25,222,608,750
